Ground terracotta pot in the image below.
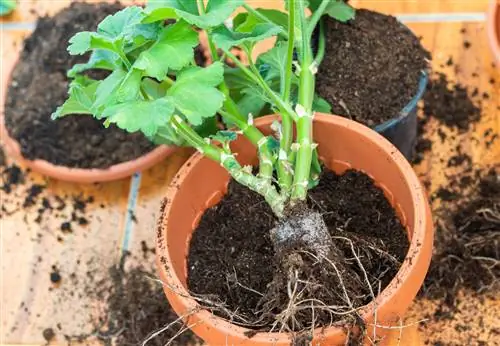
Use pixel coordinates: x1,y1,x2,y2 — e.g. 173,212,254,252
488,0,500,64
0,40,175,183
156,114,433,345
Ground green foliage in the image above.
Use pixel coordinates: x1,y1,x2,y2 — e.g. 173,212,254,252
0,0,16,16
144,0,244,28
167,63,225,126
133,20,199,80
233,9,288,33
212,23,281,51
308,0,355,23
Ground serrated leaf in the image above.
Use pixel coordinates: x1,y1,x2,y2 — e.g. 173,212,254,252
167,62,225,126
52,79,100,119
309,0,355,23
68,6,159,56
134,20,198,80
141,78,168,99
101,97,175,137
212,23,281,51
144,0,244,29
98,6,146,40
68,31,119,55
68,50,119,78
211,130,237,143
0,0,16,16
233,8,288,33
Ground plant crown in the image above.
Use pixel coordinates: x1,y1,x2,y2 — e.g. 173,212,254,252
53,0,355,216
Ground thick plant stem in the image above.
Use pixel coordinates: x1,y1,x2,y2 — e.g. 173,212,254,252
275,0,297,193
219,110,274,181
291,0,316,202
171,115,286,216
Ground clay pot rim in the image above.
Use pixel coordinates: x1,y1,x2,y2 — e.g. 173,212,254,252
158,113,431,342
487,0,500,64
1,46,175,183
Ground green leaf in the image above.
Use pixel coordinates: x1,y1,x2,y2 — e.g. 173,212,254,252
134,20,198,80
309,0,355,23
167,62,225,126
312,94,332,113
233,9,288,33
98,6,146,40
235,92,267,117
68,50,119,78
211,130,237,143
0,0,16,16
257,41,289,82
52,79,99,119
212,23,281,51
144,0,244,29
151,125,183,146
68,6,159,56
115,68,143,102
68,31,119,55
141,78,168,99
92,69,127,112
101,97,175,137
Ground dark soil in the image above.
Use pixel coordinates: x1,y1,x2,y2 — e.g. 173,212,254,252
3,2,212,169
316,9,429,126
3,2,158,169
422,72,482,131
187,169,409,335
64,255,201,346
423,168,500,306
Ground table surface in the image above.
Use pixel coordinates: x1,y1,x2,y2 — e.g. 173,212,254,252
1,1,499,345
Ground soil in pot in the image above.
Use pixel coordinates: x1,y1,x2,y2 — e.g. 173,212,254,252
315,9,430,127
3,2,205,169
187,168,409,336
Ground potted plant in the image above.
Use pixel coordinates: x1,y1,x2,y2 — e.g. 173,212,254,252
0,3,187,183
488,0,500,64
54,0,433,344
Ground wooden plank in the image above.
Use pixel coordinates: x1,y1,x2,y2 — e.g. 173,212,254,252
1,0,499,345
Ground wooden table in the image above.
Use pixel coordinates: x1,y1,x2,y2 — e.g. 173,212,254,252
1,1,499,345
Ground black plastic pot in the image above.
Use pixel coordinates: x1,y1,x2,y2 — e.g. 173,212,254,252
374,72,428,160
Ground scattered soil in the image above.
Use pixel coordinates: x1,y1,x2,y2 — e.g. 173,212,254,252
423,168,500,307
422,72,482,131
188,169,409,336
316,9,429,126
62,255,200,346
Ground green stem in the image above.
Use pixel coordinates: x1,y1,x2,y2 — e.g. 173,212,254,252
242,3,288,39
314,19,326,66
307,0,329,37
291,0,316,202
117,50,131,70
219,109,274,181
171,115,285,216
225,49,296,121
276,0,297,193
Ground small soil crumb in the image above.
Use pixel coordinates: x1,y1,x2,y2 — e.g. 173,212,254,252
60,222,72,233
4,2,156,169
316,9,429,126
1,164,25,193
42,328,56,342
50,267,62,284
423,168,500,306
187,169,409,334
422,72,481,131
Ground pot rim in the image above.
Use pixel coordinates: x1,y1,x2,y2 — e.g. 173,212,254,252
487,0,500,64
1,38,175,183
158,113,432,342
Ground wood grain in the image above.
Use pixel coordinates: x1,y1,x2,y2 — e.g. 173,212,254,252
1,0,499,345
